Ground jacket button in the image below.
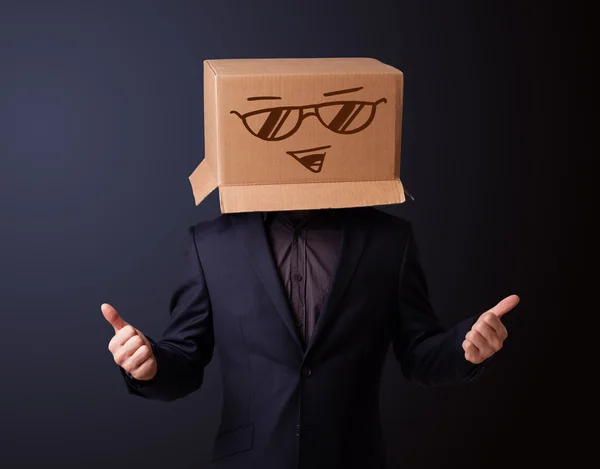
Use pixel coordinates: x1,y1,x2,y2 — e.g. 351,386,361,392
295,424,301,437
301,366,312,377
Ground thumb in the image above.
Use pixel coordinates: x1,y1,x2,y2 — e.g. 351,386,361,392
487,294,520,319
101,303,128,331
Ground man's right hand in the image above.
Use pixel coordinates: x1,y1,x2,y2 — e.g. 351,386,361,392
102,303,158,381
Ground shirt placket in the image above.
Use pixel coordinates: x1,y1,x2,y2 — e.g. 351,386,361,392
291,225,307,342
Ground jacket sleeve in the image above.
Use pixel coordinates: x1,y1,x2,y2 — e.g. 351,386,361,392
120,225,215,401
392,222,484,386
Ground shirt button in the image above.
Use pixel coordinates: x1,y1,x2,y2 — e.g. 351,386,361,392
301,366,312,377
293,273,303,281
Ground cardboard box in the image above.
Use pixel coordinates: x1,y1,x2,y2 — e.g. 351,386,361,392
189,58,406,213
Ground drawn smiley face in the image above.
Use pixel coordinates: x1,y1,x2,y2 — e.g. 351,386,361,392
230,87,387,173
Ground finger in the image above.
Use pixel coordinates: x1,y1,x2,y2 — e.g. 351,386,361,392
121,334,145,358
472,319,500,344
122,344,152,372
465,330,493,355
108,326,135,354
462,340,482,364
463,338,479,353
130,358,156,381
487,294,520,319
113,333,144,365
108,325,137,353
101,303,128,332
480,312,508,340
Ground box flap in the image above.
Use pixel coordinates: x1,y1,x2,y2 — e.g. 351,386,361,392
219,179,405,213
189,159,218,206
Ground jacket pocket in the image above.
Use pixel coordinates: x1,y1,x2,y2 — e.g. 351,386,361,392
212,423,254,462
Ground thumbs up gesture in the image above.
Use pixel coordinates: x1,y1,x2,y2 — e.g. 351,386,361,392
102,303,157,381
462,295,520,364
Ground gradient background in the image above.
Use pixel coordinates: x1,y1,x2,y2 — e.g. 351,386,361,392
0,1,588,468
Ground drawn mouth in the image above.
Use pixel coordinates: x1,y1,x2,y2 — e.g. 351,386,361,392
286,145,331,173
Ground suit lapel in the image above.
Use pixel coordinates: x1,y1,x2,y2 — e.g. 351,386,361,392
305,208,371,356
230,212,304,353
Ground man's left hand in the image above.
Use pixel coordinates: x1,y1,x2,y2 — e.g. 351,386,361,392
463,294,520,364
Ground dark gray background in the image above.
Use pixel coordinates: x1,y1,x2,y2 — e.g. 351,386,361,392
0,1,587,468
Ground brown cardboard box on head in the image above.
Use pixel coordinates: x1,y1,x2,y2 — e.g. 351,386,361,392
189,57,407,213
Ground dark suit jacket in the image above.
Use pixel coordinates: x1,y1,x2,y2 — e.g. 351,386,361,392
122,207,481,469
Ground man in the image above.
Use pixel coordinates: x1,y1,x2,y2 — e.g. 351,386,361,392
103,206,519,469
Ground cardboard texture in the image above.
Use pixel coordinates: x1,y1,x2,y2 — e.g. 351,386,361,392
189,57,406,213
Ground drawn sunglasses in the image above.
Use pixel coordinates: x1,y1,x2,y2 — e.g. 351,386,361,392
230,97,387,142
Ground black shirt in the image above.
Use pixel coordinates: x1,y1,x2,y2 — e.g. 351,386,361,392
263,210,342,345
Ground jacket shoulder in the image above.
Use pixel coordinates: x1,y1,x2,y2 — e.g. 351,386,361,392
349,207,411,233
189,213,234,240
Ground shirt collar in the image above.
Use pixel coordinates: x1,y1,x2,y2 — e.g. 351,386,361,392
261,209,336,223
